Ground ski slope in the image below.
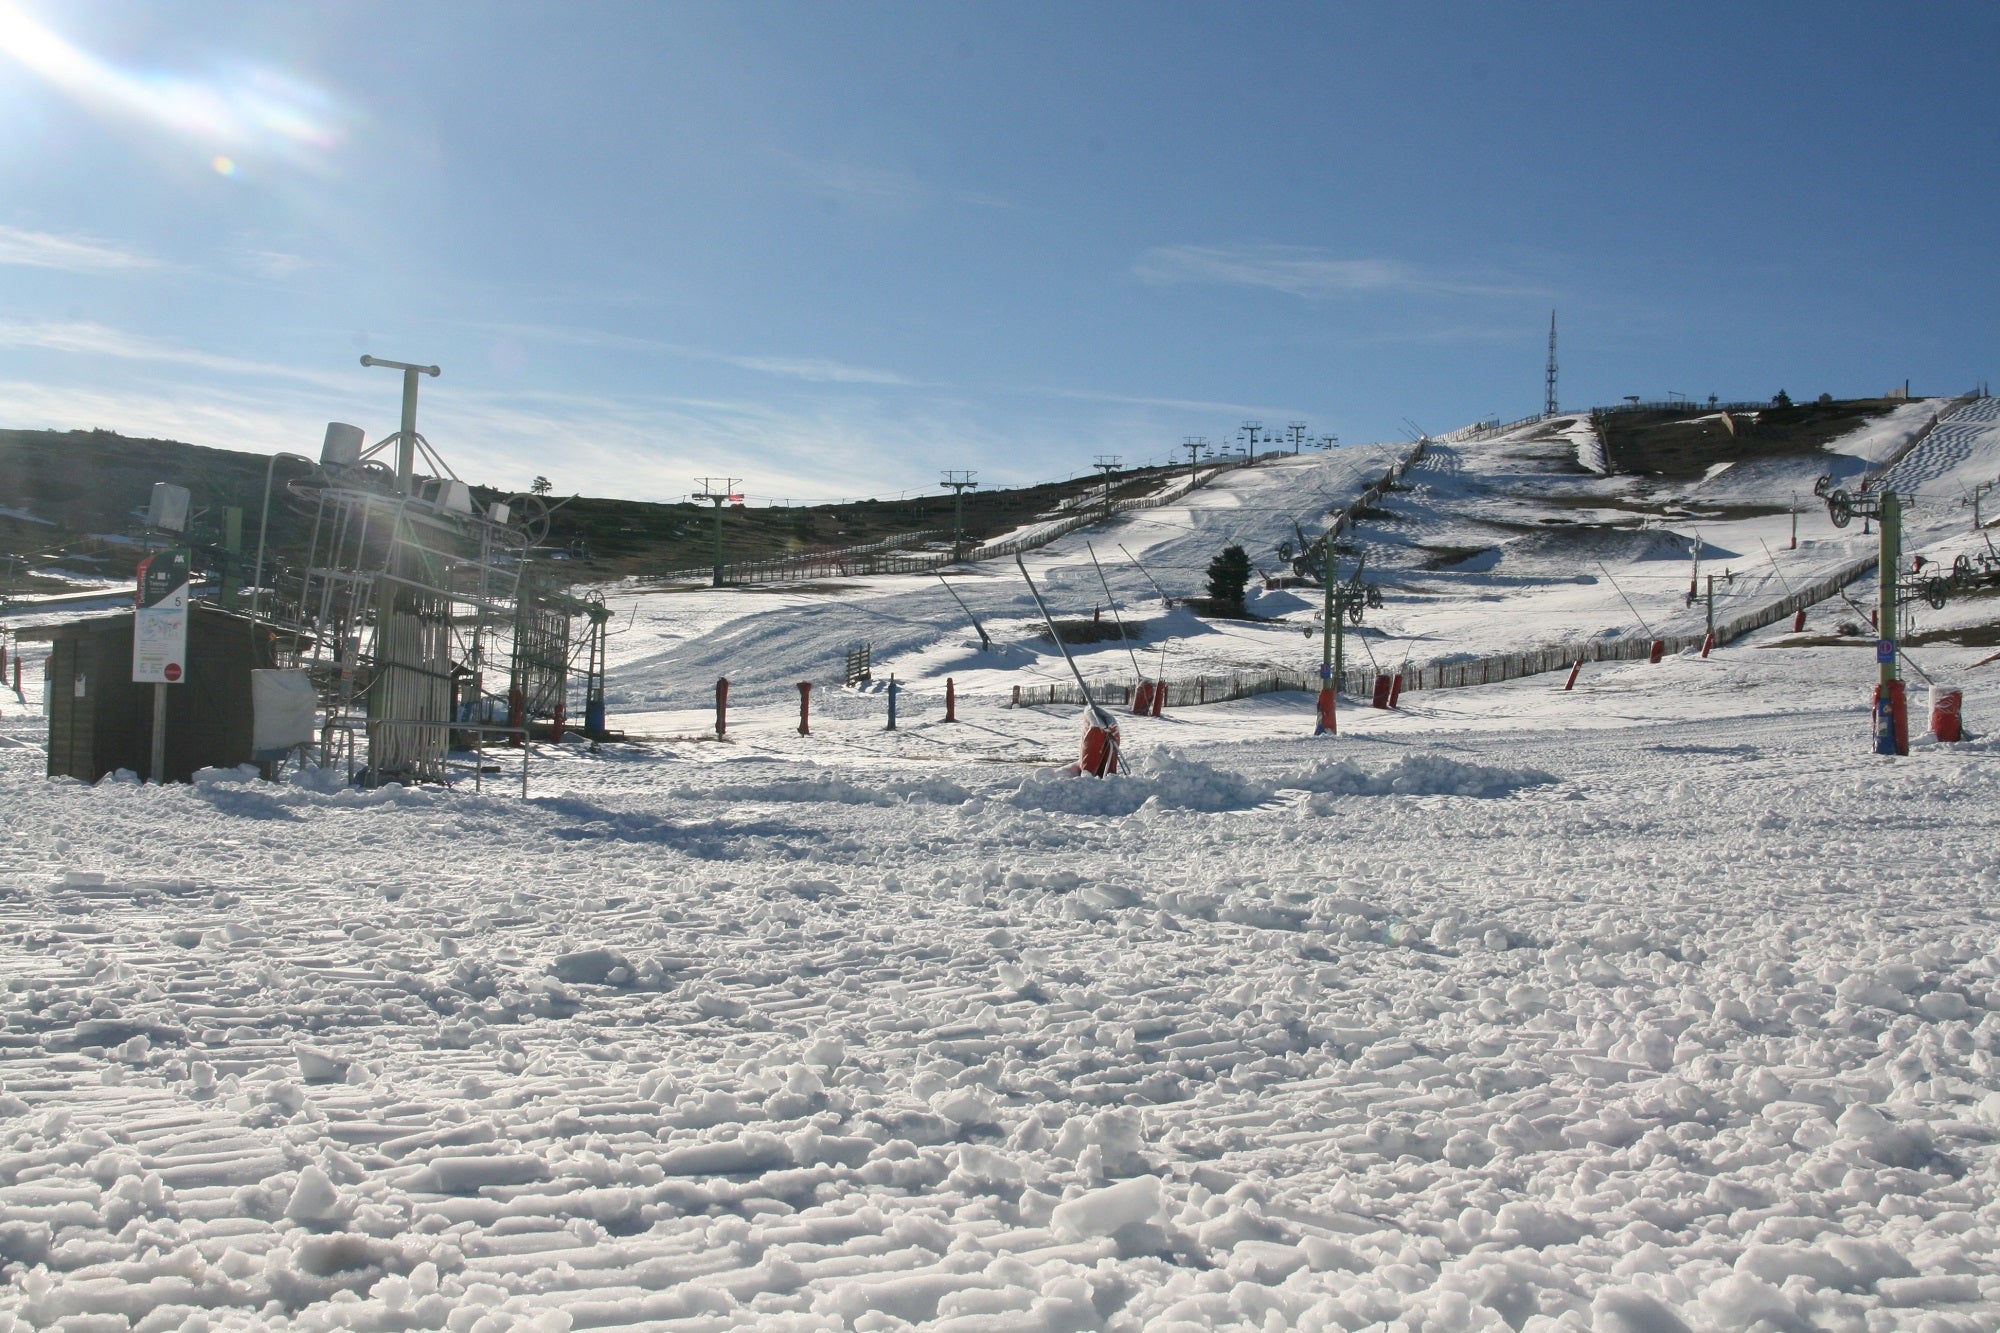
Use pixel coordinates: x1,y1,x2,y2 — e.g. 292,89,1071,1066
3,399,2000,1330
582,398,1983,730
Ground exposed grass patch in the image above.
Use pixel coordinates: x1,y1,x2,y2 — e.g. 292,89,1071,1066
1418,545,1496,570
1042,617,1150,643
1600,399,1905,479
1904,621,2000,649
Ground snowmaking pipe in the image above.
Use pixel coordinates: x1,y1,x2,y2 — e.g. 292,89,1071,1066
1838,590,1935,685
1117,544,1172,607
935,574,992,651
1757,539,1798,599
1594,561,1655,639
1016,553,1125,771
1086,542,1144,680
1015,554,1098,706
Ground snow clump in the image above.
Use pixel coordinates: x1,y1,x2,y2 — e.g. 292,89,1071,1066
1292,751,1557,802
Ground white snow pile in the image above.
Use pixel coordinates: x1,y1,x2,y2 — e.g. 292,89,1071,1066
1289,751,1559,802
683,770,974,808
1004,748,1268,816
1005,748,1556,818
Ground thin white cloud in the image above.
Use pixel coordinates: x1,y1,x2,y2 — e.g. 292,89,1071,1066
0,224,157,272
0,319,349,389
234,248,318,280
0,370,1012,504
1134,243,1548,300
776,151,934,210
485,321,917,388
717,353,910,386
1040,386,1308,418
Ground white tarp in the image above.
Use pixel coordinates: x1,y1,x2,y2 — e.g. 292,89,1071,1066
251,669,317,758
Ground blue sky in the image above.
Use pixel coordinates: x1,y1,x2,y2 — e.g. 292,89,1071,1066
1,1,1994,503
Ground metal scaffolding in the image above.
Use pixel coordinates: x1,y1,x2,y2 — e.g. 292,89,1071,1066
255,359,578,783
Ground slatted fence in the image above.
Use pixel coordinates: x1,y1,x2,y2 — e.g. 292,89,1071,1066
1010,554,1878,710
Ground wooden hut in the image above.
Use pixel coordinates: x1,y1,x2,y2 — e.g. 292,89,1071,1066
34,604,280,783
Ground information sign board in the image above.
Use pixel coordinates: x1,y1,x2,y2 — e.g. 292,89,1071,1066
133,551,190,685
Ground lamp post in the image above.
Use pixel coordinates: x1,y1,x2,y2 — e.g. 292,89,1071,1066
251,452,319,620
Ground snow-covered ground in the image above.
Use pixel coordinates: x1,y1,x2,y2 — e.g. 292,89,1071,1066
3,400,2000,1331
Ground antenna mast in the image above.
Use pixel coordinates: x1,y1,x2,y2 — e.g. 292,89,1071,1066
1544,310,1559,418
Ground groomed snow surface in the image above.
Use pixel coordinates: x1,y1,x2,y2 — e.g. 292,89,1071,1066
4,400,2000,1331
4,628,2000,1332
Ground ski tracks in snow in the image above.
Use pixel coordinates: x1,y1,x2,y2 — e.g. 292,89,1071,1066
3,700,2000,1329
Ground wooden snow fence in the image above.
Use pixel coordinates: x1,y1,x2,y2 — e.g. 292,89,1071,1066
1011,553,1877,711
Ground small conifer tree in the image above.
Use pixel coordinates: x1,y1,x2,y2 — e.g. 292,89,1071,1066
1206,544,1251,615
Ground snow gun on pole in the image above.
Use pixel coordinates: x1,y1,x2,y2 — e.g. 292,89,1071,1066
1117,544,1172,609
1087,543,1144,681
1015,553,1120,776
1595,560,1666,663
935,573,992,651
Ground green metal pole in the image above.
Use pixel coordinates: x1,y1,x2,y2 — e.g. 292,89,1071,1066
712,500,725,588
1879,492,1900,691
1321,543,1336,684
1705,574,1714,638
221,507,242,611
953,490,965,560
398,367,421,495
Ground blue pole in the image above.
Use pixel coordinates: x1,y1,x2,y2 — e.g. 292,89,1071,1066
886,677,899,731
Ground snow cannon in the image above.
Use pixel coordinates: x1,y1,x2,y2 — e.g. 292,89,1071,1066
1132,680,1154,715
1079,705,1120,777
1930,685,1963,742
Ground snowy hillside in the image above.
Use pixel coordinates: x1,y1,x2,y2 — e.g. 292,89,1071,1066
584,397,1982,730
3,397,2000,1330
